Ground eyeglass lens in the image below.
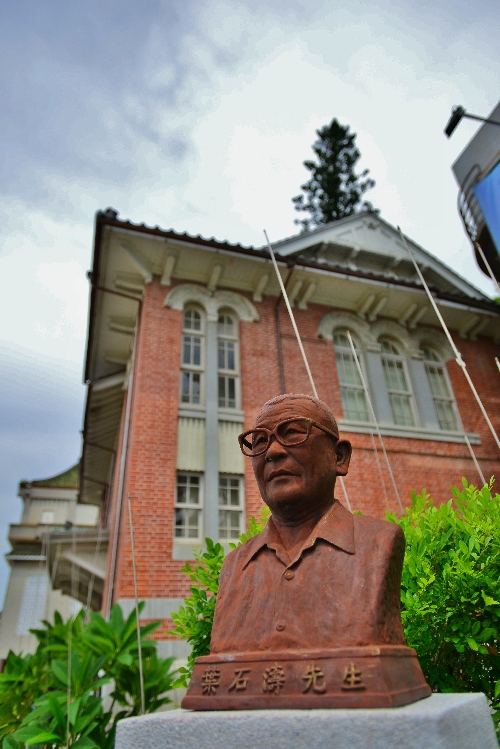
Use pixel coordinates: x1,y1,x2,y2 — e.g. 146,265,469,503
243,419,311,455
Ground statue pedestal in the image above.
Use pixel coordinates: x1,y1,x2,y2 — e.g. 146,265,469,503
115,693,498,749
182,646,431,709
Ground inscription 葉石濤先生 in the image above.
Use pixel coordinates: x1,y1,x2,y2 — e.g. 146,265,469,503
201,666,221,695
302,664,327,693
262,663,286,695
341,662,365,690
228,669,251,691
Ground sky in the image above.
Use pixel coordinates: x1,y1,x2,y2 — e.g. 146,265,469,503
0,0,499,606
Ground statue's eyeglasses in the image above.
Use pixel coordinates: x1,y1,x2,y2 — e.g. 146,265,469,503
238,417,339,457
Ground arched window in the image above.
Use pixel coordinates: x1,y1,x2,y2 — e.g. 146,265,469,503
180,306,204,405
333,332,369,422
422,347,458,431
217,310,239,409
380,339,415,426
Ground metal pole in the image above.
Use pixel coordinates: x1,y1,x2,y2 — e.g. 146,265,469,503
127,493,145,715
398,226,500,452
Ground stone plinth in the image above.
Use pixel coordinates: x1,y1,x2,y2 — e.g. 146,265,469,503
115,693,498,749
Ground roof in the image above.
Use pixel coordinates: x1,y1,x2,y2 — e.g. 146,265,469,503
30,464,80,489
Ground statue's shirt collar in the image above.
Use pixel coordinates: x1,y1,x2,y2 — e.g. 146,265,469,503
240,499,355,570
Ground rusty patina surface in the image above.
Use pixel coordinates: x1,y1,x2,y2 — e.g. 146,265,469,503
182,394,431,710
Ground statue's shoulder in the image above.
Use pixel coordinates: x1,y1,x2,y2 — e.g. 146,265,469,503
220,533,265,574
352,512,405,546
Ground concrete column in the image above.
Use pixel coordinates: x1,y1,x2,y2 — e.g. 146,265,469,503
365,351,393,424
204,319,219,541
408,359,439,430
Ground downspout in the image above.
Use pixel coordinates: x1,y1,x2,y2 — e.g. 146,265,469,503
274,259,296,394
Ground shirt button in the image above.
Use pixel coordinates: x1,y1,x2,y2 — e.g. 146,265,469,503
284,570,295,580
276,621,286,631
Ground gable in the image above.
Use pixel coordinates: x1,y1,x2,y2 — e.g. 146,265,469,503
272,212,488,302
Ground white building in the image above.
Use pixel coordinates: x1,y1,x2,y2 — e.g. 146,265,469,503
0,465,100,660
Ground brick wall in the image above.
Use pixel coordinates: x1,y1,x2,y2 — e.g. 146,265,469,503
104,279,500,635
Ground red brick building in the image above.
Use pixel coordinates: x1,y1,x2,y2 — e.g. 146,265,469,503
57,208,500,660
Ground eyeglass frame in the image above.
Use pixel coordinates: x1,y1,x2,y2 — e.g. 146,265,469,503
238,417,339,458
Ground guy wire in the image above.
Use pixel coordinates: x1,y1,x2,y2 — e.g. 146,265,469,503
127,493,145,715
346,331,404,514
398,226,500,455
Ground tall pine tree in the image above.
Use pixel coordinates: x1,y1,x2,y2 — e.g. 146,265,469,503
292,118,377,232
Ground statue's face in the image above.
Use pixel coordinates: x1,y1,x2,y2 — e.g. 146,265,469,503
251,398,351,519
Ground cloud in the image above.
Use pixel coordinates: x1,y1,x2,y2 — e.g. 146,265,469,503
0,345,84,605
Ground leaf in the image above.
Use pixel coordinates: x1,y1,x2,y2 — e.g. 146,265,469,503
3,738,21,749
466,638,479,651
72,737,100,749
51,659,69,686
25,732,61,745
482,592,499,606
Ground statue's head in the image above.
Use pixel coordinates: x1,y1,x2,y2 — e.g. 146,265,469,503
239,394,352,520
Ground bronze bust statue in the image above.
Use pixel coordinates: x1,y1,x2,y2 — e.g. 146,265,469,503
182,394,431,709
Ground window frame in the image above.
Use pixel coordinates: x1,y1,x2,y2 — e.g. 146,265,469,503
174,472,204,542
333,330,370,423
421,347,460,432
218,474,244,541
380,338,417,427
217,310,241,411
180,306,205,407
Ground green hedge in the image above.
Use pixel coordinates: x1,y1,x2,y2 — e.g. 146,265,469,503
171,480,500,737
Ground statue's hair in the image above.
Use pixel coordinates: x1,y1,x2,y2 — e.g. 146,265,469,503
257,393,339,439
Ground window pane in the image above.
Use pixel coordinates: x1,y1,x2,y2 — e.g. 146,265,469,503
218,340,236,371
218,314,235,337
184,309,201,331
335,351,362,386
219,476,241,506
381,340,399,355
219,509,241,539
183,335,201,366
181,372,191,403
218,376,236,408
341,387,369,422
435,400,458,431
425,365,450,398
390,393,414,426
333,332,350,348
175,508,199,538
422,347,439,362
177,475,200,505
192,373,200,403
382,358,408,392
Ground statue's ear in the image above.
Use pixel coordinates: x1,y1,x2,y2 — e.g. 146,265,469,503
335,440,352,476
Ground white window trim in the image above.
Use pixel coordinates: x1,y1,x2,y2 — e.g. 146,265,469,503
422,350,460,432
180,306,206,407
217,312,241,410
174,472,204,543
218,474,245,541
380,340,419,427
333,331,370,423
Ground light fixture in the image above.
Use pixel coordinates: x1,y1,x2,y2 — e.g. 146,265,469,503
444,105,500,138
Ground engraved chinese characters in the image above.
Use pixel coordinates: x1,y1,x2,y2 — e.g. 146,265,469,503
228,669,251,692
200,661,366,696
262,663,286,695
342,662,365,691
201,666,220,695
302,664,326,694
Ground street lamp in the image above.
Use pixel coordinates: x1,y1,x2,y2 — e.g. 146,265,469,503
445,105,500,138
